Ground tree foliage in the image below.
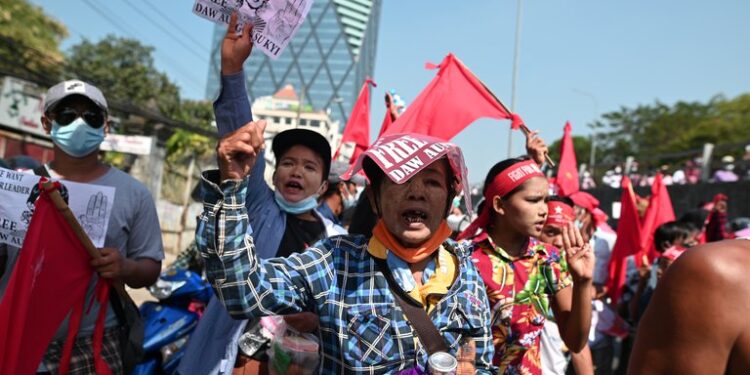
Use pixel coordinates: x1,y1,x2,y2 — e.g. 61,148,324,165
548,135,593,167
66,35,181,117
0,0,67,79
166,99,215,164
589,94,750,168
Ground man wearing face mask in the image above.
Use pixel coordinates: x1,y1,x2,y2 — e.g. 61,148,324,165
0,80,164,374
317,162,360,226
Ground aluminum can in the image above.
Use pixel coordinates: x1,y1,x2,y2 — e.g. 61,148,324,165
428,351,457,375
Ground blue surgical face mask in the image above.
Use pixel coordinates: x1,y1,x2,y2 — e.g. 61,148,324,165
274,190,319,214
50,118,105,157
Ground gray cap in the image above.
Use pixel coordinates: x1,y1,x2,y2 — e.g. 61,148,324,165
43,80,108,113
329,160,366,185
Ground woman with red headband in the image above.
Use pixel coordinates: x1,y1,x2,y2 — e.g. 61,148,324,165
458,157,595,374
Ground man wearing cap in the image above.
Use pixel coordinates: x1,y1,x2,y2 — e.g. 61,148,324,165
0,80,164,374
317,161,362,226
176,13,345,375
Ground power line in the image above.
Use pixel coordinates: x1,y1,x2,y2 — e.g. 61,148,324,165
137,0,211,54
0,36,217,139
119,0,210,63
79,0,205,93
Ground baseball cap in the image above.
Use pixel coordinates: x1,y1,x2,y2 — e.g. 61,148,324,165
43,80,108,113
272,128,332,178
328,160,367,186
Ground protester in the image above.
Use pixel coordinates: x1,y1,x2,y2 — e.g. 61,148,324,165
317,161,359,226
705,193,734,242
712,155,739,182
567,191,621,375
625,221,691,324
457,154,594,374
628,238,750,374
176,13,345,375
0,80,164,374
198,125,494,372
538,196,595,375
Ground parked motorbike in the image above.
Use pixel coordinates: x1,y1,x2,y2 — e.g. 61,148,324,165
131,268,212,375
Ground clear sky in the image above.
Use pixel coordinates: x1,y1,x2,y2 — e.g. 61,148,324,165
30,0,750,183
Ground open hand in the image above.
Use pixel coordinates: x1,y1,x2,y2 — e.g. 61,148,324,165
562,221,595,283
217,120,267,181
222,11,254,75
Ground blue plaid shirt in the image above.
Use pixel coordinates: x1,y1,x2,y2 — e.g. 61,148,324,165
197,171,494,374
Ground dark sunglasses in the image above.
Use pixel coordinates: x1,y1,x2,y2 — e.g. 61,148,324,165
53,107,106,128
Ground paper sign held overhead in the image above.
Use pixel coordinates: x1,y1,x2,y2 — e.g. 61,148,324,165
193,0,313,60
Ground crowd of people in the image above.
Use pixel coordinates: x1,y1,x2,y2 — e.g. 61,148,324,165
590,150,750,189
0,12,748,375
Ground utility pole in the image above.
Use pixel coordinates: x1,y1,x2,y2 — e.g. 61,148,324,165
508,0,523,158
295,83,305,129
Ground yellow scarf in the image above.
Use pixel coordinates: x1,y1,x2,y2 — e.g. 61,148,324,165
371,219,452,263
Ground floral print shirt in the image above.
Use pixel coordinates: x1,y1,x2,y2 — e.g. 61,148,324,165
472,237,572,375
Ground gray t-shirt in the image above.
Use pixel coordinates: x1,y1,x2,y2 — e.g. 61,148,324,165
0,166,164,339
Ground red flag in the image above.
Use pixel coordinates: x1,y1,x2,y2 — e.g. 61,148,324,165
335,78,376,164
383,53,523,140
557,122,580,196
606,176,643,304
639,173,676,262
0,185,112,374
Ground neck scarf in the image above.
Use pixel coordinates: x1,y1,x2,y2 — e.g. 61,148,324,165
372,219,452,263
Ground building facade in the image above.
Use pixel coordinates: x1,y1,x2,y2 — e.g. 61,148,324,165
206,0,381,133
251,84,345,184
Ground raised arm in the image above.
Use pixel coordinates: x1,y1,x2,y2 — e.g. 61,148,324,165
214,12,254,136
552,222,595,353
197,122,333,318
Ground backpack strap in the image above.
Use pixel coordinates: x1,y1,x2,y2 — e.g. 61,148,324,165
373,257,450,355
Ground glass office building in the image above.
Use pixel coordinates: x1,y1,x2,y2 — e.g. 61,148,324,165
205,0,381,130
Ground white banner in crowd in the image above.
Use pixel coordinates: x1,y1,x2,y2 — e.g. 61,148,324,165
193,0,313,60
0,167,115,248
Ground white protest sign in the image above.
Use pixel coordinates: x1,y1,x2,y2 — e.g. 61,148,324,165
0,167,115,248
193,0,313,60
100,134,153,155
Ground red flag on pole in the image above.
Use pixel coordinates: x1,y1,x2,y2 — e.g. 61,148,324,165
606,176,643,304
557,121,580,196
383,53,524,140
334,78,376,164
0,184,112,375
639,173,676,262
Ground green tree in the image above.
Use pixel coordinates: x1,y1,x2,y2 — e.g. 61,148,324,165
0,0,68,80
589,94,750,167
166,99,214,164
66,35,181,117
548,135,593,167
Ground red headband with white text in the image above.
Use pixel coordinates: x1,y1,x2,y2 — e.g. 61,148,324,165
457,159,544,240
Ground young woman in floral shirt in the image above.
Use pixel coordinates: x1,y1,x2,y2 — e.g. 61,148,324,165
458,156,595,375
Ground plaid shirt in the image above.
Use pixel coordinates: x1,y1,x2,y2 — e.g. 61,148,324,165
197,171,494,374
